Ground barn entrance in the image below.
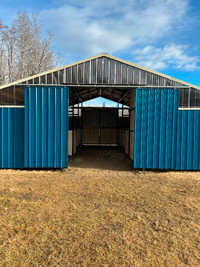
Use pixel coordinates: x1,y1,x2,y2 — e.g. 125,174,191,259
68,87,135,167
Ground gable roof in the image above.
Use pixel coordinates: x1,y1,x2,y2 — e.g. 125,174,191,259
0,53,199,90
0,53,199,106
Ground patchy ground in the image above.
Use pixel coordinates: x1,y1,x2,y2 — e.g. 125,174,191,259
0,147,200,266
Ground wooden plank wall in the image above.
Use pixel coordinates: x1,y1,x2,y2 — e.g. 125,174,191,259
83,128,99,144
68,129,82,156
119,129,130,156
124,130,129,155
101,129,117,144
82,108,118,145
129,89,135,160
68,130,73,156
118,89,135,161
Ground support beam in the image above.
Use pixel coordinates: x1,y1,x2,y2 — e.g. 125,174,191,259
118,90,129,103
17,84,190,89
74,89,82,102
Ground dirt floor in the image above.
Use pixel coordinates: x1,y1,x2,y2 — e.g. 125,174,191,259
0,146,200,266
69,146,133,171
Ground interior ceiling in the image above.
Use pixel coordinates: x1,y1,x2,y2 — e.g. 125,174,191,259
69,87,130,106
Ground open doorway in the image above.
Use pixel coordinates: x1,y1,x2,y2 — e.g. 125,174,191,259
68,88,135,169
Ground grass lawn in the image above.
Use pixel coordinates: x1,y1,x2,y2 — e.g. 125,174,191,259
0,167,199,266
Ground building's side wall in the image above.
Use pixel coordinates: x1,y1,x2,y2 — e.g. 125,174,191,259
0,108,24,168
24,86,69,168
134,88,200,170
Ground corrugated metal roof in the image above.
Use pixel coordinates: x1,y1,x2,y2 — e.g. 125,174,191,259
0,53,199,90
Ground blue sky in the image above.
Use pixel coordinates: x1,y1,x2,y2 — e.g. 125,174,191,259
0,0,200,106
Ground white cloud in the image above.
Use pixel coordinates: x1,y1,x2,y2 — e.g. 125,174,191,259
41,0,190,59
132,43,200,71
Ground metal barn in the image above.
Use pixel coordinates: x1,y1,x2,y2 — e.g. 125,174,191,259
0,53,200,170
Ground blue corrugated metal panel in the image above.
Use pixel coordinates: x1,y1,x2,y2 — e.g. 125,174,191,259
134,89,141,168
134,88,200,170
152,89,161,169
0,108,24,168
25,86,68,168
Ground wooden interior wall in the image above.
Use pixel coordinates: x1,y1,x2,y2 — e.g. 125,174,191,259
119,130,123,147
83,128,99,144
101,129,117,144
82,109,99,144
82,108,118,145
73,130,77,154
124,130,129,155
129,89,136,160
68,130,73,156
68,129,82,156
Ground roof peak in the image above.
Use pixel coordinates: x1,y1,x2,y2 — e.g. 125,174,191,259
0,53,199,91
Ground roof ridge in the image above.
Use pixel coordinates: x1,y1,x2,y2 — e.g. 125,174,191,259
0,53,199,90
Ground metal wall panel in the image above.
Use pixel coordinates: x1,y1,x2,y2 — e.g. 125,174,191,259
0,108,24,168
134,88,200,170
25,86,69,168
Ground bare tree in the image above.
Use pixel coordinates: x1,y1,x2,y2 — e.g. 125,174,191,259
11,11,33,79
3,28,16,82
0,11,60,85
0,19,7,84
0,19,4,84
30,13,60,76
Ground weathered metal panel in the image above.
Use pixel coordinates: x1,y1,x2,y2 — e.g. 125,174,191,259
134,68,139,84
103,57,109,83
97,58,103,83
116,62,121,84
78,63,84,84
122,64,127,84
15,56,189,89
25,86,68,168
59,69,64,84
0,108,24,168
53,71,58,84
91,59,97,84
110,59,116,84
66,67,72,83
134,88,200,170
72,66,77,84
84,61,90,83
127,66,133,84
47,73,52,84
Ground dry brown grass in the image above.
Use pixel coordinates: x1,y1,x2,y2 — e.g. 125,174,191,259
0,167,200,266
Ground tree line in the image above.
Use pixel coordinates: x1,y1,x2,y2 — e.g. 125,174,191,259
0,11,60,85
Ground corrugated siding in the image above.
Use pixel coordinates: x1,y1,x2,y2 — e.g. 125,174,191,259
134,88,200,170
0,108,24,168
24,57,183,87
25,86,68,168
